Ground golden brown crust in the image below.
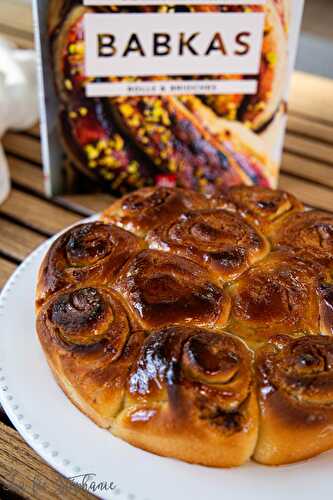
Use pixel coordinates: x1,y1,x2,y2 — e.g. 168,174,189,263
36,185,333,467
113,327,258,467
147,208,270,283
36,285,144,427
115,250,230,331
36,222,144,307
254,335,333,465
212,185,304,234
100,186,209,237
228,249,324,343
271,210,333,261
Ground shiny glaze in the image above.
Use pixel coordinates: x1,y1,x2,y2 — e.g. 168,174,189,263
129,326,253,433
229,250,322,341
36,222,143,305
115,250,230,330
147,208,269,282
102,187,209,236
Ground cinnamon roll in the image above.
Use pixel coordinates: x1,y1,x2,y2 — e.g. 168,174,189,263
100,186,209,237
212,185,304,234
228,250,322,343
113,326,258,467
115,250,230,330
36,222,143,306
36,186,333,467
36,286,144,427
254,335,333,465
147,208,270,283
271,210,333,264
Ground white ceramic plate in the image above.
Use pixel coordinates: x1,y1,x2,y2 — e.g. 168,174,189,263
0,224,332,500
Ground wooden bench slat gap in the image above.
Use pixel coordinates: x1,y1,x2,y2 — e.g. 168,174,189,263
3,133,42,165
288,108,333,130
279,174,333,213
0,217,45,262
286,123,333,148
0,190,81,237
281,152,333,190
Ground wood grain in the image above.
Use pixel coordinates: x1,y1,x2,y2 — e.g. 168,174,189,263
0,190,81,236
3,133,42,165
284,133,333,166
281,152,333,189
0,219,45,262
287,114,333,145
8,156,44,194
279,174,333,212
0,421,94,500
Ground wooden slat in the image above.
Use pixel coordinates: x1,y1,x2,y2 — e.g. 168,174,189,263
0,421,93,500
3,133,41,164
279,174,333,212
289,72,333,126
0,258,16,289
0,219,45,262
287,114,333,145
60,194,115,216
8,155,113,216
281,152,333,189
28,124,40,139
8,156,44,194
284,134,333,166
0,190,81,236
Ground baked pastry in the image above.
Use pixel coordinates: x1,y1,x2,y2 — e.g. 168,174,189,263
146,208,270,283
48,1,279,194
36,185,333,467
100,186,209,237
254,335,333,464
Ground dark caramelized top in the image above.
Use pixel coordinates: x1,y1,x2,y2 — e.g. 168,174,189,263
115,250,230,330
256,335,333,406
147,208,269,282
213,186,304,233
37,222,143,306
101,187,209,236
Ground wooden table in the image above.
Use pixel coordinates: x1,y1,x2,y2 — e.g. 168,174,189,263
0,3,333,499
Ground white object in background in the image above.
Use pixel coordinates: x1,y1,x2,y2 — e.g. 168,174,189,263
0,37,39,204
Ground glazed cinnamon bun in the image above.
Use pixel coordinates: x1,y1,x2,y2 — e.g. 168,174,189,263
115,250,230,330
254,335,333,464
36,222,143,306
212,185,304,234
113,326,258,467
100,186,209,237
36,285,144,428
271,210,333,261
228,250,323,343
147,208,269,283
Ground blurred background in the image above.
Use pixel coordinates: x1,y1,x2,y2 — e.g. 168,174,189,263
0,0,332,78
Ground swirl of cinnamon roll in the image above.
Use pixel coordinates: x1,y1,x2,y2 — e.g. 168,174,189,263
228,250,322,343
36,222,143,306
147,209,270,283
37,286,144,427
113,326,258,467
115,250,231,330
271,210,333,263
100,186,209,237
254,335,333,465
212,186,304,234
